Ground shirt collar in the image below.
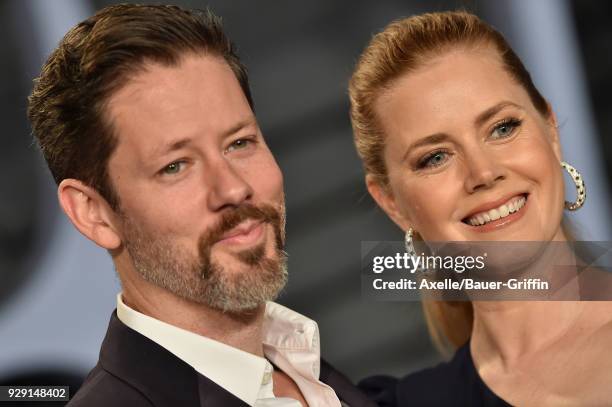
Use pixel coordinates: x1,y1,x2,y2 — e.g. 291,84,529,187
116,295,323,406
116,293,267,406
262,301,321,378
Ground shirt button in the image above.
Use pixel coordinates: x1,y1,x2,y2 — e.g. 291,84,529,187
262,361,273,385
262,370,272,385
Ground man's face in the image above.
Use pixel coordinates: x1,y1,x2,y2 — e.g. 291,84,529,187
105,54,286,312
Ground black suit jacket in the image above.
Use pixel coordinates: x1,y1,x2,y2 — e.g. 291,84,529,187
68,311,374,407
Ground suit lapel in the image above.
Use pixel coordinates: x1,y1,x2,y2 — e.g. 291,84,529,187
197,375,250,406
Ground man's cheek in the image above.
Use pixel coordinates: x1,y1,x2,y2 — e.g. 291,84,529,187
252,168,284,200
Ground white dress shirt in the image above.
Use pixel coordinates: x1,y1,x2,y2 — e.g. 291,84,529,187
116,294,341,407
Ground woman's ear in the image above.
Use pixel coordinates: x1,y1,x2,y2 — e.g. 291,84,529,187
57,179,122,250
545,102,563,162
366,174,412,232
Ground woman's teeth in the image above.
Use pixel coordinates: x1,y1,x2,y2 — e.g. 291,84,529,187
467,195,526,226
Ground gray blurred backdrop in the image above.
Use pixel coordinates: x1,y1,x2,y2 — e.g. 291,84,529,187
1,0,611,396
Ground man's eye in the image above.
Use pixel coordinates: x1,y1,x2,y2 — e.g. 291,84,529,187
491,118,522,139
226,138,253,153
417,150,450,169
161,161,185,175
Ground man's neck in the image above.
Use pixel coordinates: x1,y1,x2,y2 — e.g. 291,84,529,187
120,274,266,357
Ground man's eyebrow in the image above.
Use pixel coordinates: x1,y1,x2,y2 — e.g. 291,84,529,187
401,101,523,163
154,137,194,158
152,118,257,159
222,117,257,138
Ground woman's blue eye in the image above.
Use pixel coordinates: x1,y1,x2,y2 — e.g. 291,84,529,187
491,118,522,139
418,151,449,169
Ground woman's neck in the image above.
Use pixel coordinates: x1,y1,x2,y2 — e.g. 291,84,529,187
469,226,586,368
471,300,585,370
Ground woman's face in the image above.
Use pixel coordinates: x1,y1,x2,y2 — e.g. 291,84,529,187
370,47,566,242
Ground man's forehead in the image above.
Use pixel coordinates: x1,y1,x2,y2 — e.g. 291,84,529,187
107,55,233,118
105,54,255,159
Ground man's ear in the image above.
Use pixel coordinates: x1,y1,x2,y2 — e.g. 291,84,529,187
58,179,122,250
366,174,411,232
546,102,563,162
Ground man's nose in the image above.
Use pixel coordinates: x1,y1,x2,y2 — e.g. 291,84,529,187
463,148,506,194
206,159,253,211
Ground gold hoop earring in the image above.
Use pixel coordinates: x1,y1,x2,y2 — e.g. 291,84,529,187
561,161,586,211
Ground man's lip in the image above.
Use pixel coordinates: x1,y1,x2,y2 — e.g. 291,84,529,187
219,219,264,241
461,192,529,221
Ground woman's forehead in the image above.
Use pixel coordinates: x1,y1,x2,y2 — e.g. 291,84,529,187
375,49,532,139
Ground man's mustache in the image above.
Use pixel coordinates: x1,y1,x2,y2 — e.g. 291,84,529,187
199,203,282,250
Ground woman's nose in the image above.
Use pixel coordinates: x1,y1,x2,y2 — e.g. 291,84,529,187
463,152,506,194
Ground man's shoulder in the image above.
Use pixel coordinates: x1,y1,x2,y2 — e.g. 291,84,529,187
67,364,153,407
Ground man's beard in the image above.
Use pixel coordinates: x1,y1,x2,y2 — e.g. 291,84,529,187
120,203,287,313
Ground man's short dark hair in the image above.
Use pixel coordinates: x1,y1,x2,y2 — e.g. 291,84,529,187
28,4,253,210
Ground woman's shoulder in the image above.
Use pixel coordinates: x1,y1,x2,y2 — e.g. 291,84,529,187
359,343,510,407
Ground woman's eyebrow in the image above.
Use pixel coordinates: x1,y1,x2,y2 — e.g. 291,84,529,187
401,101,524,162
402,133,450,162
474,100,523,128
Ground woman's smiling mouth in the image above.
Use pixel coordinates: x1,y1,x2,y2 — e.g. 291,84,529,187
462,193,529,231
